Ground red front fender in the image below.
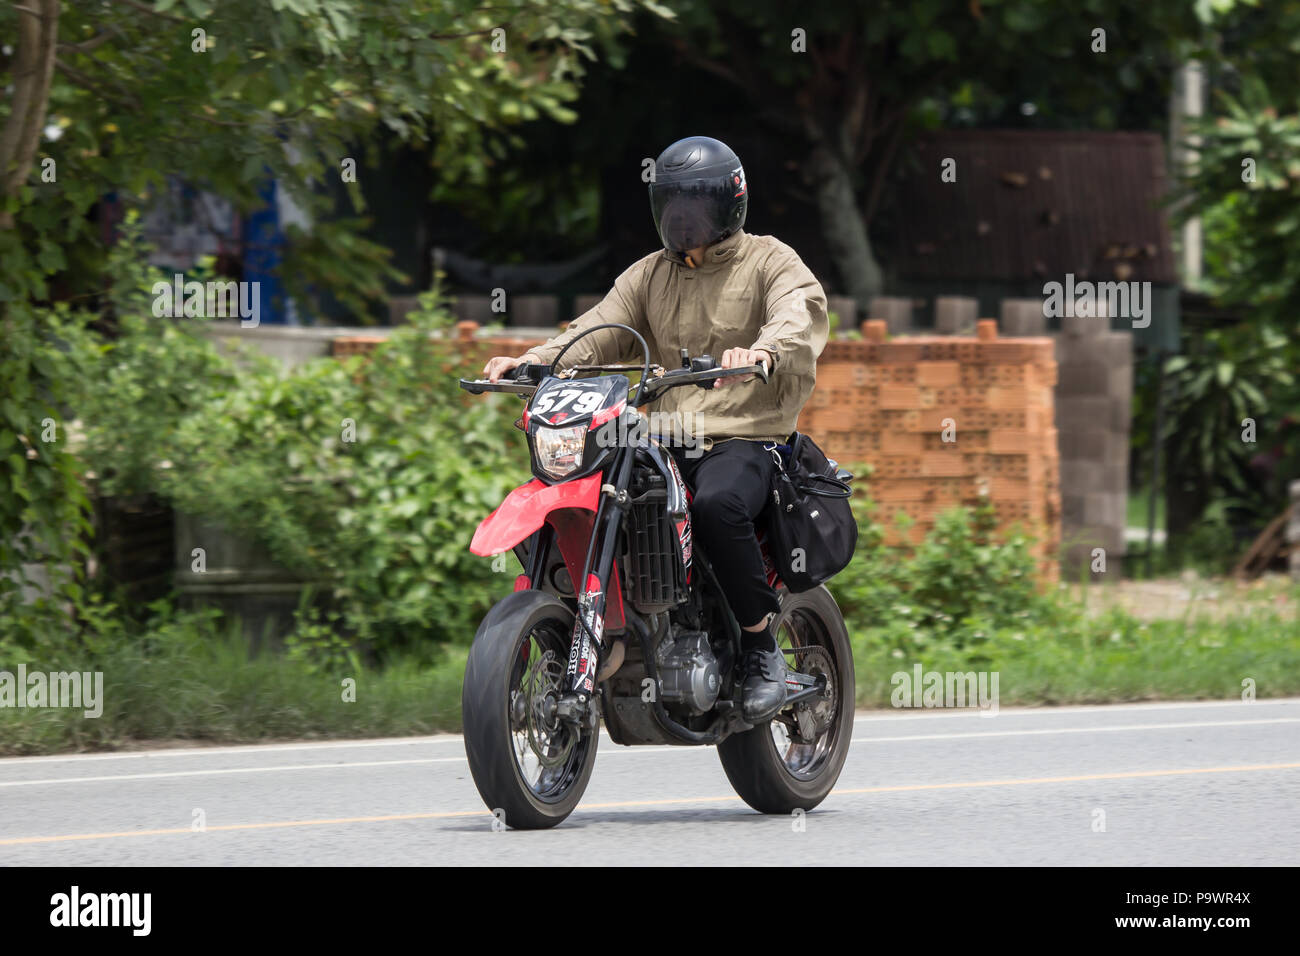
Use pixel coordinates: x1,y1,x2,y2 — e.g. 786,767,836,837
470,473,603,556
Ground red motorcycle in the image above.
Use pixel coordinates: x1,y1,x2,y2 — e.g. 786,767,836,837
458,323,855,829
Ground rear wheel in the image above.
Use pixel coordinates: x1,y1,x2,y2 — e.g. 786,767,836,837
462,591,598,829
717,585,855,814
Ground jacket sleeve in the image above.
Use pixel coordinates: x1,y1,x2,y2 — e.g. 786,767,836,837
524,262,648,368
751,248,828,377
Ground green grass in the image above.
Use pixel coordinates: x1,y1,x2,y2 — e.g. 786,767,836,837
850,595,1300,708
0,630,467,756
3,583,1297,755
1126,483,1166,532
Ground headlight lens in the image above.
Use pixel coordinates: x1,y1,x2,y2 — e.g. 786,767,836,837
532,424,587,479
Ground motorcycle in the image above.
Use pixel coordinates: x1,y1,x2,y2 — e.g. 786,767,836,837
458,322,855,829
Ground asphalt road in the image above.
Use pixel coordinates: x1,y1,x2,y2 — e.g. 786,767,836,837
1,698,1297,865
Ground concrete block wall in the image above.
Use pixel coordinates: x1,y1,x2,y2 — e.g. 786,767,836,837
1289,481,1300,582
1053,318,1131,571
865,294,1132,575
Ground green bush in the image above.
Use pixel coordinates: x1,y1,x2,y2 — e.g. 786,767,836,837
149,296,529,656
4,231,533,660
830,497,1058,663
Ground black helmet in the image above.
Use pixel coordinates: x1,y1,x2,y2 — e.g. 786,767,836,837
648,136,748,254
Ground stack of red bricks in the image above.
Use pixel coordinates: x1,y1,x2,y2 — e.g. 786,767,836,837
797,319,1060,579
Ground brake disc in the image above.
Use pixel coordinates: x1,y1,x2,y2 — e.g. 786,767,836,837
523,650,576,768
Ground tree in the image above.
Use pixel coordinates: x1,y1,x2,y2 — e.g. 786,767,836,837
0,0,657,311
0,0,660,641
650,0,1204,309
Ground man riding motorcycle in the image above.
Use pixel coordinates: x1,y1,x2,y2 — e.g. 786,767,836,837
483,135,828,724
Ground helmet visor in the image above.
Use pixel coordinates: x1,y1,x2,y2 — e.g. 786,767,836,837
649,177,738,254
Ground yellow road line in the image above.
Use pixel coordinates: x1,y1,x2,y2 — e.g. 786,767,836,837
3,760,1298,847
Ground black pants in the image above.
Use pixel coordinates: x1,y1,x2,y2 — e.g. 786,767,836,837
671,439,781,629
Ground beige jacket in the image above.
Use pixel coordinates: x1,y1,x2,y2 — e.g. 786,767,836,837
525,230,828,445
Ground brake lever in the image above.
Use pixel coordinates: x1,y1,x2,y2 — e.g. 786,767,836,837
458,378,538,397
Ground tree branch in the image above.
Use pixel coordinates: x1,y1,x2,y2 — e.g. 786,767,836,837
112,0,185,24
59,30,116,54
1,0,60,227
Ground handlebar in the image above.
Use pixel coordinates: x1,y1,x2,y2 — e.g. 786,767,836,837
458,355,769,403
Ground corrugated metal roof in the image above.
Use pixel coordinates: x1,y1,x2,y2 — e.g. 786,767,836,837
892,130,1177,284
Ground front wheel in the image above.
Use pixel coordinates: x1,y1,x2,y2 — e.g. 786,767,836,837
717,584,855,814
462,590,598,829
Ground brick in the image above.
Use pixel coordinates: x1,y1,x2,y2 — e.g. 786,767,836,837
986,386,1051,409
927,429,986,452
879,342,925,363
915,361,961,387
921,450,967,477
881,432,923,455
989,430,1035,454
874,455,924,479
816,364,859,390
877,385,922,409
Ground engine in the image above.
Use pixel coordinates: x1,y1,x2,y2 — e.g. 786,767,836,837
656,629,721,715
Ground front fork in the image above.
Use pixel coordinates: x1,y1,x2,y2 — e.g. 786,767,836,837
558,443,635,726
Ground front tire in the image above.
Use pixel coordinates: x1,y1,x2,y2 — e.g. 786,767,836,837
462,590,598,829
717,585,855,814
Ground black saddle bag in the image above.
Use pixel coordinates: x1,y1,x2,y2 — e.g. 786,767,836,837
764,432,857,593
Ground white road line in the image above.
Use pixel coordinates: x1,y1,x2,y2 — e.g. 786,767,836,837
851,717,1300,743
2,716,1296,787
7,697,1298,769
0,757,466,788
3,698,1294,766
846,697,1298,722
0,735,468,765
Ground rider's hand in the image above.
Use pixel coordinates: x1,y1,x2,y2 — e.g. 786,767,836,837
484,352,542,383
714,347,773,388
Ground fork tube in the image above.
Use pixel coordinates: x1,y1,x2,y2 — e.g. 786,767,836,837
566,444,635,698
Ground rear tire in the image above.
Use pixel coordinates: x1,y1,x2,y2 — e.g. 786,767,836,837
462,590,598,829
717,585,855,814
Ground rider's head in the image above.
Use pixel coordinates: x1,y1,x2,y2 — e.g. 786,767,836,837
648,136,748,257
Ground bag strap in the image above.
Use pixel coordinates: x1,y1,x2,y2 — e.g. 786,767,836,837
798,472,852,498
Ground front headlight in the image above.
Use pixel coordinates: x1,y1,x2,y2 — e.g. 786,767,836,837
532,423,587,479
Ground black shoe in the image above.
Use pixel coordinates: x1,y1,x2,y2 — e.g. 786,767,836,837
741,647,788,724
